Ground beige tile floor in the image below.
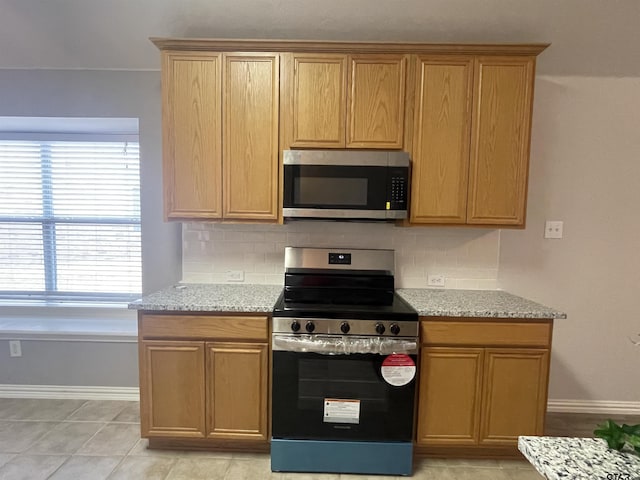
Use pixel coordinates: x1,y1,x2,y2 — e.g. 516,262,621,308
5,398,631,479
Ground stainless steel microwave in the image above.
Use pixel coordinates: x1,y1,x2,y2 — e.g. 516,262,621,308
282,150,409,220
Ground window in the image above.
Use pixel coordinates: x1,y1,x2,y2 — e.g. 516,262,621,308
0,138,141,302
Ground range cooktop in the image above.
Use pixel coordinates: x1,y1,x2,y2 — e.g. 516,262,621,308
272,291,418,321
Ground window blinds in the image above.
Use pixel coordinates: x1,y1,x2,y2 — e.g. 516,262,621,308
0,140,141,301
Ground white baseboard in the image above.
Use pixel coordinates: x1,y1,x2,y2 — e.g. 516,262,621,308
0,386,637,414
548,399,640,415
0,384,139,401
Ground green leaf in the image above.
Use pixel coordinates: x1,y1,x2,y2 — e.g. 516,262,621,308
626,435,640,448
594,420,626,451
621,424,640,436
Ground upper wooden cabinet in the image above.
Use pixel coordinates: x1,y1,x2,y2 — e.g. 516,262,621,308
410,55,536,226
223,54,279,220
286,53,407,149
467,57,535,225
347,55,407,148
162,52,223,220
161,51,279,221
410,56,474,224
289,54,346,147
153,39,547,226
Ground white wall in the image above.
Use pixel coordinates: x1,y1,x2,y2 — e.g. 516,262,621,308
0,69,181,387
2,0,639,77
0,69,181,295
182,222,500,290
2,340,139,387
499,75,640,403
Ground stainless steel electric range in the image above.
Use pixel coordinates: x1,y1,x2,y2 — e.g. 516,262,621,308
271,247,419,476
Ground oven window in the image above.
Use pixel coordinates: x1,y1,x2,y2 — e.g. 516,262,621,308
294,177,368,206
298,357,388,411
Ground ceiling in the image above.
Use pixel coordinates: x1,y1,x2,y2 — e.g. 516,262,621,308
1,0,638,76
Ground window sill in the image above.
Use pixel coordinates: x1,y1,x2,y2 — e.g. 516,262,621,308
0,303,137,342
0,299,132,309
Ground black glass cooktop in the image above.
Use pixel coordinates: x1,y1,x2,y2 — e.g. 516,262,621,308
272,291,418,321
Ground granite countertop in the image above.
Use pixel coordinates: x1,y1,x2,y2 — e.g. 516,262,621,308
128,283,283,313
397,288,566,319
129,284,566,319
519,436,640,480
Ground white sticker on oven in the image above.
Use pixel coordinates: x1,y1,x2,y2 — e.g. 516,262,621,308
323,398,361,424
381,354,416,386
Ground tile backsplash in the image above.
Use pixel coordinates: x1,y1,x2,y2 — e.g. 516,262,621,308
182,221,500,290
182,221,500,289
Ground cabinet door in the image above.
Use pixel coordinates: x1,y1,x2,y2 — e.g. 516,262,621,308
348,55,406,148
410,57,473,224
290,54,347,147
205,342,268,440
479,348,549,445
162,52,222,220
139,341,206,438
467,56,535,225
223,53,279,220
416,347,484,445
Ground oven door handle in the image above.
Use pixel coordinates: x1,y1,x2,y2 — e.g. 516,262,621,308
272,334,418,355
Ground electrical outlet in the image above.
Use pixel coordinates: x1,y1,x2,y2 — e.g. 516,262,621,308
544,220,564,239
427,274,445,287
9,340,22,357
225,270,244,282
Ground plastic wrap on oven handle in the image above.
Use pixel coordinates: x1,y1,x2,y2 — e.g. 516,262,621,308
272,335,418,355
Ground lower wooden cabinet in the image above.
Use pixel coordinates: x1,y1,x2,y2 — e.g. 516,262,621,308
417,347,483,445
137,312,553,457
206,342,268,440
140,341,206,438
480,348,549,445
138,313,269,445
416,318,552,455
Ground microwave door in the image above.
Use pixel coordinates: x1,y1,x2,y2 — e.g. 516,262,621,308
283,165,388,217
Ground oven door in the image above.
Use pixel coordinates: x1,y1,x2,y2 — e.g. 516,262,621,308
271,336,417,442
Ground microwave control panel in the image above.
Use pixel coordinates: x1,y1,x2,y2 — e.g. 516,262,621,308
387,168,408,210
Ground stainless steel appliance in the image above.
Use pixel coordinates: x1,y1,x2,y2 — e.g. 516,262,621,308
282,150,410,220
271,247,418,476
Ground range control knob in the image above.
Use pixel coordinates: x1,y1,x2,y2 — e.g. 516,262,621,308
390,323,401,335
291,321,301,332
305,321,316,333
375,323,386,335
340,322,350,334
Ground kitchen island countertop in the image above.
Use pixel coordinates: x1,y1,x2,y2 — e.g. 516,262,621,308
518,436,640,480
130,284,566,319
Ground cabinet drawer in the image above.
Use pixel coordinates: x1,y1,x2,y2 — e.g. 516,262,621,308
139,314,268,341
421,320,551,347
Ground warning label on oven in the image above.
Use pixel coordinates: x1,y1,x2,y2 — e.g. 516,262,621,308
323,398,361,424
381,354,416,386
